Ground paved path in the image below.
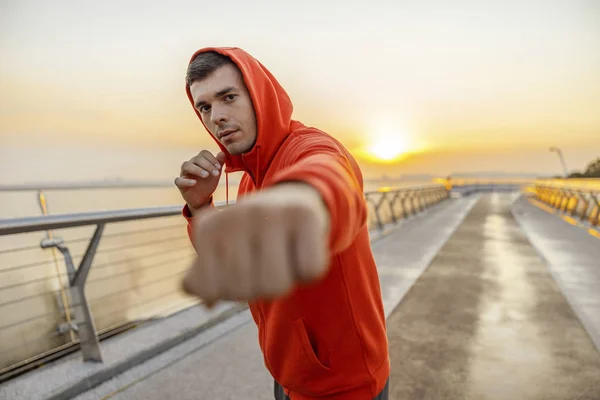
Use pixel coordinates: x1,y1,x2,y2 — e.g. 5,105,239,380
386,193,600,399
512,195,600,352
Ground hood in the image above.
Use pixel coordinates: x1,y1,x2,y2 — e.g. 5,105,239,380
185,46,297,186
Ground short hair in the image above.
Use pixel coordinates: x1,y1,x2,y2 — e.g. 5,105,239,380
186,51,236,86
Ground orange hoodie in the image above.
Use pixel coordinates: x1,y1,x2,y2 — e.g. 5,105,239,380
182,47,390,399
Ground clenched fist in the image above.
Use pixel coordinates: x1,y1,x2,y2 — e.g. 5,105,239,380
182,183,331,304
175,150,227,215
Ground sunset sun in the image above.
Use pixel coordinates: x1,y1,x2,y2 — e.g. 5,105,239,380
362,119,413,163
368,135,409,161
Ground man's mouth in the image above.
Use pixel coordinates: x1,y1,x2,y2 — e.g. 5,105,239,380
219,129,238,139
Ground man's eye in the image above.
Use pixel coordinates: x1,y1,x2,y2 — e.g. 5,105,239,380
200,105,210,113
225,94,237,101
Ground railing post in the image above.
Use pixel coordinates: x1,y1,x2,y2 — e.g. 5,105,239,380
406,192,416,217
589,194,600,226
73,223,104,362
553,189,560,208
577,192,589,221
410,191,419,214
374,193,388,229
415,190,423,211
568,191,578,215
365,193,383,231
382,192,397,225
390,192,402,222
560,190,570,211
41,224,105,362
417,190,424,213
399,192,409,219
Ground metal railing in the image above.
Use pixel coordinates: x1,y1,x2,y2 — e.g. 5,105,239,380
0,183,449,379
364,185,449,231
0,207,202,381
531,179,600,227
435,178,532,195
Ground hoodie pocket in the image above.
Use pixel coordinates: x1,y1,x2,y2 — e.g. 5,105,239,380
293,318,331,372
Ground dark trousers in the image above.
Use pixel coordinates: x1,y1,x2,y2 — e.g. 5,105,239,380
274,378,389,400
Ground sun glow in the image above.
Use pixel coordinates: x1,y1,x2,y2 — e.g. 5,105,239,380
368,135,410,161
361,118,413,163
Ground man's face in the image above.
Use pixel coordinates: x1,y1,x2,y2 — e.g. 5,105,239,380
190,64,258,155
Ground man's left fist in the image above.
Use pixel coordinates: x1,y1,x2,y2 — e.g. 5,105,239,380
182,183,330,304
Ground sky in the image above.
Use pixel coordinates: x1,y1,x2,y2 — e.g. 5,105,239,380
1,0,599,180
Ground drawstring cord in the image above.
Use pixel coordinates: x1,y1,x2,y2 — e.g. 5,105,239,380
225,172,229,205
224,144,260,207
256,145,261,187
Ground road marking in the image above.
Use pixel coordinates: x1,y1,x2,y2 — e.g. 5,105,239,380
562,215,578,226
589,229,600,239
528,197,600,240
528,198,556,214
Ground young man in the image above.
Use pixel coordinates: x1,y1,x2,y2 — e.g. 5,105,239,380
175,47,390,400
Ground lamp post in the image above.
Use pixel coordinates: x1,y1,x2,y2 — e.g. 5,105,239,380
549,146,569,178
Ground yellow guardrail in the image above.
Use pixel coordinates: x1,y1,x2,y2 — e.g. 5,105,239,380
529,179,600,228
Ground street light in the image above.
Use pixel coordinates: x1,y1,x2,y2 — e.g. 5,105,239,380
549,146,569,178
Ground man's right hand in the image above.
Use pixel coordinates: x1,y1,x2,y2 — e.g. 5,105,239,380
174,150,227,215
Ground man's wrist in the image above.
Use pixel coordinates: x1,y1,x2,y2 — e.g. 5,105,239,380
186,196,213,217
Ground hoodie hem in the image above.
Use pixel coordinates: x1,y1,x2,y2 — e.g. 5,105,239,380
286,360,390,400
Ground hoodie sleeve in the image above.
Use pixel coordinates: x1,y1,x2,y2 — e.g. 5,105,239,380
269,134,367,255
183,197,214,253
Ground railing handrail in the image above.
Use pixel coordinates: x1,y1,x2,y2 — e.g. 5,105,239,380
363,183,444,195
6,178,597,193
535,186,599,194
0,181,223,191
0,186,452,236
0,201,232,236
533,179,600,193
0,178,438,192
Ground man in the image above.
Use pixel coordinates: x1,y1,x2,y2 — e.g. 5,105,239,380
175,47,390,400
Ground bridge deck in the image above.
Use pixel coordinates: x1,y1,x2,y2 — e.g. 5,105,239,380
2,193,599,400
387,193,600,399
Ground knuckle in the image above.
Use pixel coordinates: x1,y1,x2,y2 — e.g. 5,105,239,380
285,202,313,224
182,161,194,172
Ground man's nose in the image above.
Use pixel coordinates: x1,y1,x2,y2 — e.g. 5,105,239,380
210,105,228,125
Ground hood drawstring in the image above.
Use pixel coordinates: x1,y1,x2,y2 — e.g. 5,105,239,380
224,144,260,207
225,172,229,206
255,145,261,188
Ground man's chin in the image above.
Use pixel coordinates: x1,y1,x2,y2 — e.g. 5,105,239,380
225,142,253,156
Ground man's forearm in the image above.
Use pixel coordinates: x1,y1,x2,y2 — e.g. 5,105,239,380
270,152,367,254
185,196,214,218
